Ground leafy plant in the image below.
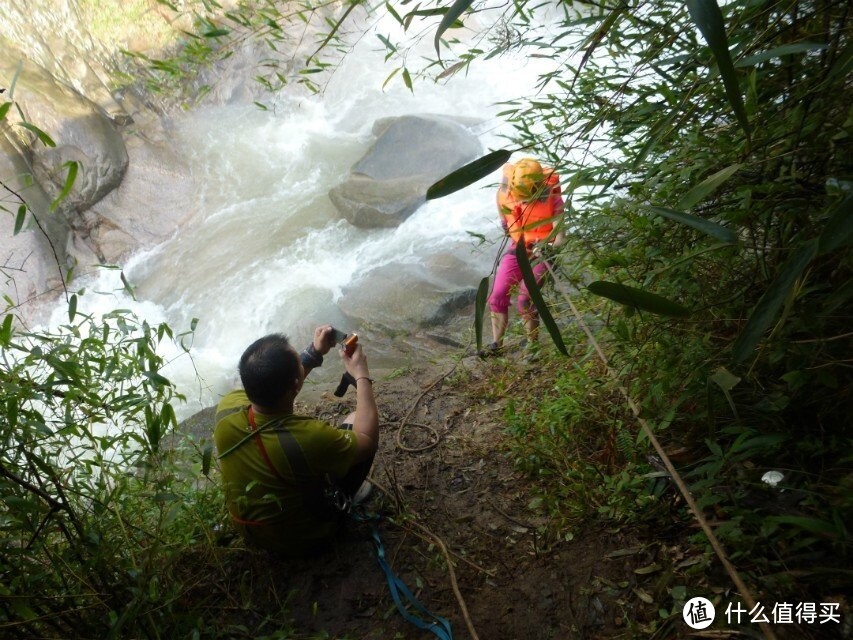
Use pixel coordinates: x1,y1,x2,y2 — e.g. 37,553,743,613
413,0,851,606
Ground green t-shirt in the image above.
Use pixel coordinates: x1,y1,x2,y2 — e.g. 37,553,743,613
213,390,358,555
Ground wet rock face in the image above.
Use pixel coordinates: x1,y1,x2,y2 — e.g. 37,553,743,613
68,125,197,266
0,38,197,307
329,114,482,228
0,40,131,311
0,42,129,215
336,250,484,331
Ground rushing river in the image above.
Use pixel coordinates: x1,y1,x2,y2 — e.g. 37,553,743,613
44,12,558,418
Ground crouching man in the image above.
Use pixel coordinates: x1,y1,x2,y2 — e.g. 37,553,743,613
214,326,378,557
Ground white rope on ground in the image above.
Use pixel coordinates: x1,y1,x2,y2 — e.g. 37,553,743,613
546,263,778,640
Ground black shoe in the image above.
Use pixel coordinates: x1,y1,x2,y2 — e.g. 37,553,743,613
478,342,502,358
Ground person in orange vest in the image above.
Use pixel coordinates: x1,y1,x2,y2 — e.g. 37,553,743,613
480,158,564,358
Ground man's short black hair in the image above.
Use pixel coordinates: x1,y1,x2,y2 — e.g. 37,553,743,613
238,333,300,407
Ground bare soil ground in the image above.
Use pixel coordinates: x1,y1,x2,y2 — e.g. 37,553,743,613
197,343,701,640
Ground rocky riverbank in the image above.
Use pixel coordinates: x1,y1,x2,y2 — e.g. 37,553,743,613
1,2,490,333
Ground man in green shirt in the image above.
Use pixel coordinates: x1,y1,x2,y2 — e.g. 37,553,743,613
214,325,379,556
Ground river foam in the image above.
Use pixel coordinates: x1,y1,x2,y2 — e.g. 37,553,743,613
44,7,560,418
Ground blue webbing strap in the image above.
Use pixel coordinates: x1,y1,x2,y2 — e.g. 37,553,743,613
354,511,453,640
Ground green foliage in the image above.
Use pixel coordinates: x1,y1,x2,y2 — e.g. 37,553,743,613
0,298,230,637
645,206,738,245
433,0,474,57
121,0,387,100
402,0,851,601
515,241,567,355
504,358,667,532
587,280,690,318
684,0,751,141
426,149,512,200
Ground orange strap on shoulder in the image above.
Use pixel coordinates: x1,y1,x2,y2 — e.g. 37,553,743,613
248,406,287,482
228,507,269,527
228,406,287,528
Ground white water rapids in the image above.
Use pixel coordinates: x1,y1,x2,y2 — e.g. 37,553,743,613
43,13,560,419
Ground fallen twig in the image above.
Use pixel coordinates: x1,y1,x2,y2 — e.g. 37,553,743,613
395,365,457,452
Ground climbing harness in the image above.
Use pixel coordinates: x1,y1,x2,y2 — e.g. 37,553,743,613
218,407,348,524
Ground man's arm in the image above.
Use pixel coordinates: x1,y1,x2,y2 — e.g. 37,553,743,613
299,325,336,377
341,344,379,463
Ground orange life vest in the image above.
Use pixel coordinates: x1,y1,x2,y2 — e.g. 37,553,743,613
496,163,562,244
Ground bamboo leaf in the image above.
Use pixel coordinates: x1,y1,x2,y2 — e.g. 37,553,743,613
676,164,740,210
634,563,662,575
646,206,737,244
402,67,413,92
145,411,161,452
0,102,11,121
426,149,511,200
120,272,136,300
309,1,359,62
202,28,230,38
633,587,654,604
735,42,828,67
434,0,474,58
766,515,837,536
68,294,78,323
202,443,213,477
710,366,740,418
8,60,23,100
515,243,567,355
409,8,451,17
685,0,751,140
573,9,622,89
16,122,56,147
0,314,12,346
474,276,489,352
161,403,177,429
382,67,401,90
587,281,691,318
143,371,171,387
385,2,403,25
13,205,27,235
437,60,467,80
710,366,740,392
818,192,853,255
51,161,79,212
732,240,818,363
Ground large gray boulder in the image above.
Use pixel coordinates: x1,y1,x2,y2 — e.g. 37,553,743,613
67,119,197,265
337,250,484,330
1,37,196,280
0,42,129,315
0,136,66,317
0,41,129,214
329,114,482,228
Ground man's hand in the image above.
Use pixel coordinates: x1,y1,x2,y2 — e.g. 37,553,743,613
341,343,370,381
312,325,336,356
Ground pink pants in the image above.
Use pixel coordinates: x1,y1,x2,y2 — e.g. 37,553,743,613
488,249,549,316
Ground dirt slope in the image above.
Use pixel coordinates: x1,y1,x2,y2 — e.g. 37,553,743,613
199,350,684,640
